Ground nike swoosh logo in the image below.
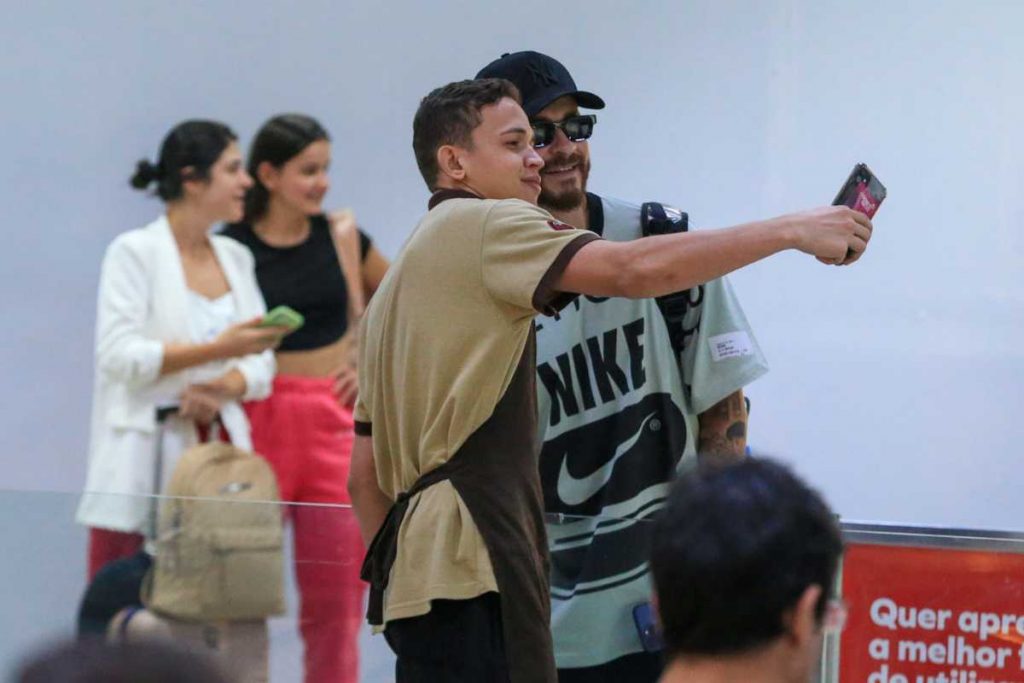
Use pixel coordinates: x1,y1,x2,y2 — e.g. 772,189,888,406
557,412,658,507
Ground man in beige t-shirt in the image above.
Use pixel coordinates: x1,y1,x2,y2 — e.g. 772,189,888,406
348,78,872,683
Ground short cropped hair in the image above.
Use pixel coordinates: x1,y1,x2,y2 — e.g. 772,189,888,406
412,78,521,190
650,458,843,657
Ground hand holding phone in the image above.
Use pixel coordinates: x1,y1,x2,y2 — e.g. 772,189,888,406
828,163,885,264
214,317,288,358
260,305,305,332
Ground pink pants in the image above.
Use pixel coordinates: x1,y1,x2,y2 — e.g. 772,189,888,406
245,375,366,683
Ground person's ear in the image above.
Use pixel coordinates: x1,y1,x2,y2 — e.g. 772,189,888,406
783,584,823,649
436,145,466,183
179,166,203,197
256,161,279,191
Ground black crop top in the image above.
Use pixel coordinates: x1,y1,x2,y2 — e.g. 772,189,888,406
222,215,372,352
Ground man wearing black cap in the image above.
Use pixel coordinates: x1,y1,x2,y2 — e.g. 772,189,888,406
475,51,832,681
350,67,869,682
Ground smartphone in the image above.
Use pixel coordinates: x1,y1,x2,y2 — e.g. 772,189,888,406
632,602,664,653
260,305,305,331
832,163,887,218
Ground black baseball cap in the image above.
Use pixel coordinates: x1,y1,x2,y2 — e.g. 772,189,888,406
476,51,605,117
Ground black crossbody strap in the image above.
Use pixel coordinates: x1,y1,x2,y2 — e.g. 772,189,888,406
641,202,702,353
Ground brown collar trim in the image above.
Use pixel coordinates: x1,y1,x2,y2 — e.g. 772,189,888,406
428,189,483,210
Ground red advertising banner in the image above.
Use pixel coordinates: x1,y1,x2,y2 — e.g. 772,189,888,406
840,544,1024,683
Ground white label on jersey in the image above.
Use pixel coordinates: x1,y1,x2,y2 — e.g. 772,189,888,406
709,331,753,362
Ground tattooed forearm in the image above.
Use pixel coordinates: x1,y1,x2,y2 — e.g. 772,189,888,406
697,390,747,465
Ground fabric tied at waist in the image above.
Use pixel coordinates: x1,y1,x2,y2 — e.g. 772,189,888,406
359,459,459,626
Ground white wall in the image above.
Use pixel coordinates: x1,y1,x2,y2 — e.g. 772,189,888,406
2,0,1021,530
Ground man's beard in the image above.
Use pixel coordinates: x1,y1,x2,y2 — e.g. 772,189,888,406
539,154,590,212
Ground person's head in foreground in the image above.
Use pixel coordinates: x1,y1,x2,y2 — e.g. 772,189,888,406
15,638,232,683
650,458,845,683
412,77,544,204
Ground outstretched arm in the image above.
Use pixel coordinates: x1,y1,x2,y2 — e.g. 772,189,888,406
555,206,872,299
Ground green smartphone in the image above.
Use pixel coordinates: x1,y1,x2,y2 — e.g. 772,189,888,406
260,305,305,332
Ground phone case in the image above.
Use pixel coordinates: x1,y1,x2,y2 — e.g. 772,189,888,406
832,163,887,218
261,306,305,330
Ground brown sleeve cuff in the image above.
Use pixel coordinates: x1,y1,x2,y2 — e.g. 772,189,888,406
354,420,373,436
532,233,602,316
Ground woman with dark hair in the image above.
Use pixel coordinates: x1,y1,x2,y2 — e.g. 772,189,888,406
222,113,388,683
76,120,286,578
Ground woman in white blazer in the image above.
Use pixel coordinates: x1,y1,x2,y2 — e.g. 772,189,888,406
77,120,288,579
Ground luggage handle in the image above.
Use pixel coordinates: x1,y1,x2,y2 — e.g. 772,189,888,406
155,404,224,425
155,405,179,424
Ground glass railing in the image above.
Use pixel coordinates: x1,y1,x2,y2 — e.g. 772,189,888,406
0,489,390,682
2,489,1022,682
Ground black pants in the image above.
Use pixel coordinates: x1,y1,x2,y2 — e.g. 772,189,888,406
557,650,664,683
384,592,510,682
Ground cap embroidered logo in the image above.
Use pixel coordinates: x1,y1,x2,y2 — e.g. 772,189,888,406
528,60,559,87
548,219,574,231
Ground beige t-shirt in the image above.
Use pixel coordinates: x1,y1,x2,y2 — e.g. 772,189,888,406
355,191,599,622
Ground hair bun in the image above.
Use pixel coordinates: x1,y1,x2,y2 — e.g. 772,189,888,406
129,159,162,190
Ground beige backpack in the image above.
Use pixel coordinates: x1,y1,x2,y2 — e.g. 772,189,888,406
143,441,285,621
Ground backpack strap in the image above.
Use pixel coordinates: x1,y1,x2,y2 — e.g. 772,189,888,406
329,209,366,322
641,202,700,354
329,209,366,369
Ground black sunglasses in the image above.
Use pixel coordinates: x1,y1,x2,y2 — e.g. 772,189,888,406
530,115,597,148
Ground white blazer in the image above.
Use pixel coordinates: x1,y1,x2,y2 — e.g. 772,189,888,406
76,215,275,532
